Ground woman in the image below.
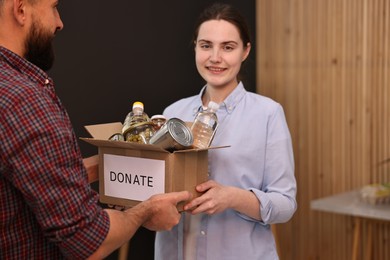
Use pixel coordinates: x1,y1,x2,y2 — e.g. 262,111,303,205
155,3,297,260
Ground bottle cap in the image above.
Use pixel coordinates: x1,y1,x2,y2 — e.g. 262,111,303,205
133,101,144,109
208,101,220,111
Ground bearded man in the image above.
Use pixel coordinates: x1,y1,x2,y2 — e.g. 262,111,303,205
0,0,191,259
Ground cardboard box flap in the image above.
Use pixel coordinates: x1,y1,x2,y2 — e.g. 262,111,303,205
82,122,230,154
80,137,169,153
173,145,231,153
85,122,123,140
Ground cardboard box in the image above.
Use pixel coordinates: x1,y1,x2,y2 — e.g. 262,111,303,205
81,122,226,210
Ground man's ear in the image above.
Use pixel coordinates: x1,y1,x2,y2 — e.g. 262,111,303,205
12,0,27,26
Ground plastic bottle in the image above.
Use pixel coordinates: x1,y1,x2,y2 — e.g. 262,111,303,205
122,101,149,133
191,101,219,149
122,101,154,143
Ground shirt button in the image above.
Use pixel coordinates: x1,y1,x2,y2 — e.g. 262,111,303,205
201,231,206,235
45,79,50,85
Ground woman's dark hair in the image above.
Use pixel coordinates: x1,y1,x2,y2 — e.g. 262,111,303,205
192,3,251,48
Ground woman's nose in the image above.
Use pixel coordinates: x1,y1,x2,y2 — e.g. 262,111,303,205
210,49,222,63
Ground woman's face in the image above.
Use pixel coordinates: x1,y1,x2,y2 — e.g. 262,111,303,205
195,19,250,90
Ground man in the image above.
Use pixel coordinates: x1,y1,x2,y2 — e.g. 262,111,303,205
0,0,191,259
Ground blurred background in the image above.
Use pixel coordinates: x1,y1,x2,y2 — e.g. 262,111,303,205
50,0,390,259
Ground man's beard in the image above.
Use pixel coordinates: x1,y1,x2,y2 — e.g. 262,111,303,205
24,21,55,72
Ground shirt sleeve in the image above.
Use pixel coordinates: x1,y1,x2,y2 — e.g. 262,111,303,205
259,104,297,224
0,87,109,258
239,104,297,224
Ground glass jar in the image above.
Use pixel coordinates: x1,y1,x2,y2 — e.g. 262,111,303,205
151,115,167,131
123,122,156,144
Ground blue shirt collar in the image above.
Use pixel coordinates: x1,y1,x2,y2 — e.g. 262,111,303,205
192,81,247,117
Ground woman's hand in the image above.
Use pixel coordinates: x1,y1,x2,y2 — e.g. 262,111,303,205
184,180,233,215
184,180,261,220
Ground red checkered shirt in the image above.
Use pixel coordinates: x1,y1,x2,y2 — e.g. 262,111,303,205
0,46,110,259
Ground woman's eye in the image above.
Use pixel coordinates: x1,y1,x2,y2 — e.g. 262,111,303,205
200,44,211,49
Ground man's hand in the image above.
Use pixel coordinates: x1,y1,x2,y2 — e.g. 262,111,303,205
142,191,192,231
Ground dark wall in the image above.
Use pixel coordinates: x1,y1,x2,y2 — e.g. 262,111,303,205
49,1,255,259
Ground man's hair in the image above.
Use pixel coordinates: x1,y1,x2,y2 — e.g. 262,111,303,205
26,0,39,5
0,0,39,15
0,0,39,7
0,0,4,16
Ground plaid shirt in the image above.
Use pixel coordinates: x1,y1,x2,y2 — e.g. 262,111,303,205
0,46,109,259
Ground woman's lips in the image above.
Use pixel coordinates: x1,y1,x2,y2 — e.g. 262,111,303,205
207,66,226,73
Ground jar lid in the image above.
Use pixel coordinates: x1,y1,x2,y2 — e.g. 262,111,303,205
151,115,166,120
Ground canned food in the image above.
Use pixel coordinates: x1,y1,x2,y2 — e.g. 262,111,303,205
123,122,156,144
149,118,193,151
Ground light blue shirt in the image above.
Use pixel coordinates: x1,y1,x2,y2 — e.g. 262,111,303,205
155,82,297,260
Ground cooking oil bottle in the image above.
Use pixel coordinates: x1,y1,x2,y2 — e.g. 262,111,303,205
122,101,154,144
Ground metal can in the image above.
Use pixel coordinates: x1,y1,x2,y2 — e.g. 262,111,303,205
149,118,193,151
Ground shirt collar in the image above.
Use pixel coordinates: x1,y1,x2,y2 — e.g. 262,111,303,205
191,81,247,116
0,46,51,87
